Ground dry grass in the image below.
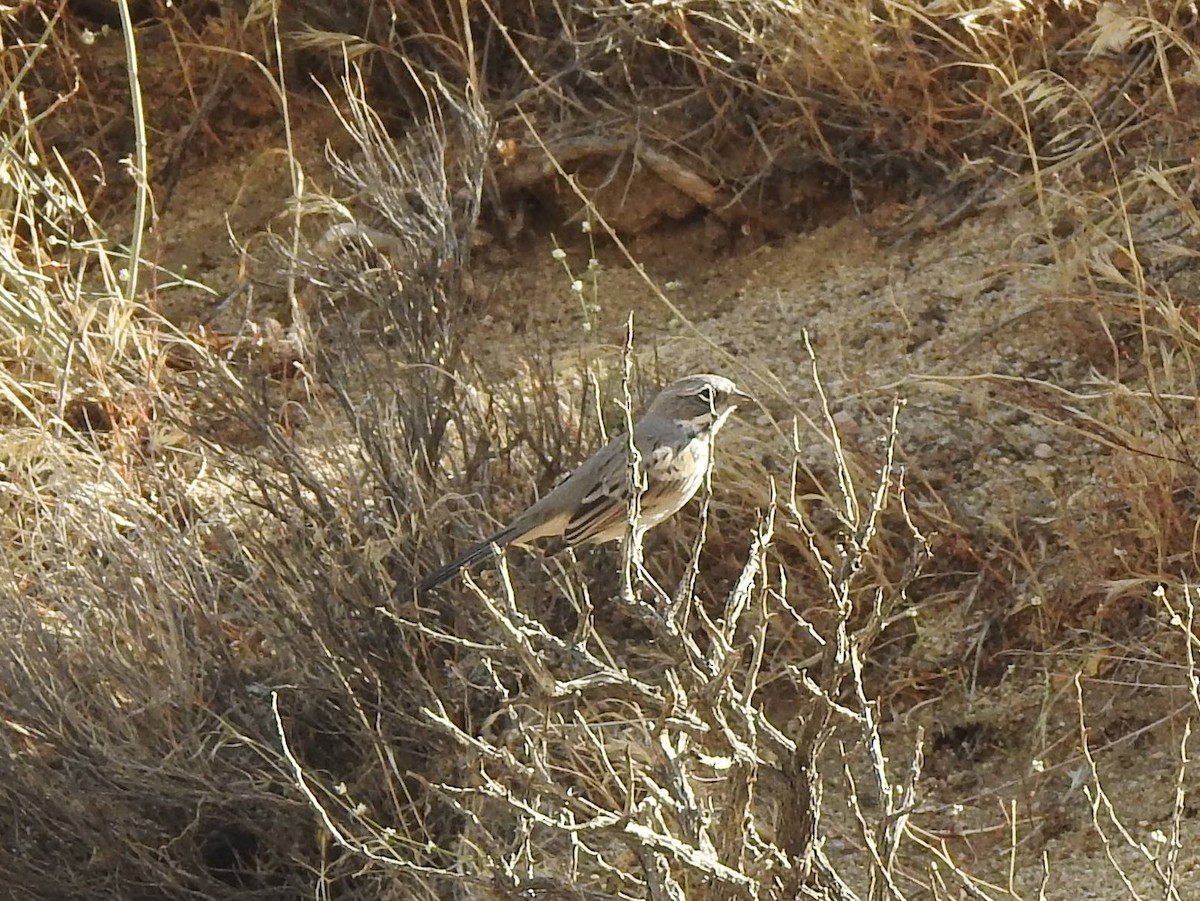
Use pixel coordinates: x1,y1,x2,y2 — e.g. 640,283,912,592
4,0,1200,899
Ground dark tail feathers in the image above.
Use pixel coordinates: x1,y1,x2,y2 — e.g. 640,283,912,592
419,525,519,592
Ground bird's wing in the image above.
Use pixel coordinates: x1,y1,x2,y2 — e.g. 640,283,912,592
562,439,684,545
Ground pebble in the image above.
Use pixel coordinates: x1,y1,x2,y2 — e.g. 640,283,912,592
832,410,860,437
1033,442,1054,459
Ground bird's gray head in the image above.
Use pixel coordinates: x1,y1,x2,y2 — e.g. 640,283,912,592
647,373,751,433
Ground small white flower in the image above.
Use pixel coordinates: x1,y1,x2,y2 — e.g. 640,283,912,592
354,803,368,816
570,279,584,293
81,29,97,45
551,247,567,261
581,220,592,233
335,782,348,795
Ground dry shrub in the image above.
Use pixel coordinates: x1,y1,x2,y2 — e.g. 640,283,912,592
0,49,960,897
278,0,1198,234
0,60,496,898
8,2,1200,900
19,1,1193,235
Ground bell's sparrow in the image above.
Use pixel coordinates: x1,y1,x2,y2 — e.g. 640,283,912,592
420,373,750,591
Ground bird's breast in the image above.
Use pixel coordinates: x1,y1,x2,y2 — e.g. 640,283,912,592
646,435,709,497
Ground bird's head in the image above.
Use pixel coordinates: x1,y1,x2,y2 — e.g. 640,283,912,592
648,373,752,433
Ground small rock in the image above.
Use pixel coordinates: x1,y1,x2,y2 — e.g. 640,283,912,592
832,409,860,438
1033,442,1054,459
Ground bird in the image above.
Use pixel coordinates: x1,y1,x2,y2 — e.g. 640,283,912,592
420,373,751,591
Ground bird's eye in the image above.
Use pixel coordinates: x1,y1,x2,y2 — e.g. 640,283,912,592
697,385,717,405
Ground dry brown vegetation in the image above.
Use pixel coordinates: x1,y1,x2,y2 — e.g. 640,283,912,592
5,0,1200,899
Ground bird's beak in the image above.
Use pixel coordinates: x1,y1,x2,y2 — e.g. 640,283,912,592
731,387,754,408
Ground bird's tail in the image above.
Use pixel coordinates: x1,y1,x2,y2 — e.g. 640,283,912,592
419,525,521,592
